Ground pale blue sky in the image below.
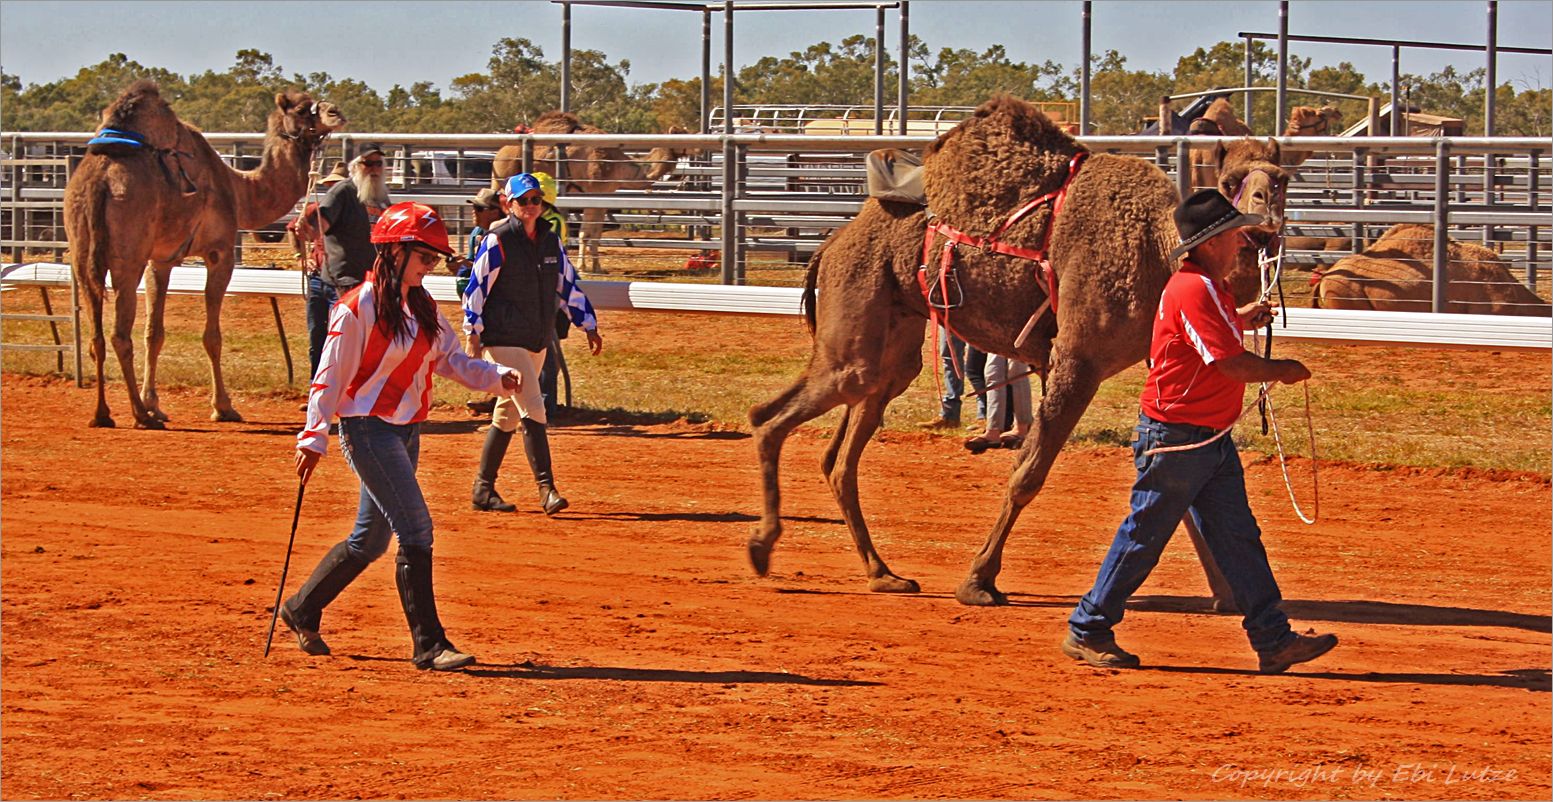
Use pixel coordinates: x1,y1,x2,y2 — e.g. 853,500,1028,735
1,0,1549,96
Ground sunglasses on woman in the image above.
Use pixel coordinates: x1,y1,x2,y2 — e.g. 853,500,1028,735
511,194,544,207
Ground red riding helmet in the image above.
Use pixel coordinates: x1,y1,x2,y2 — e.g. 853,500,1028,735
370,202,453,256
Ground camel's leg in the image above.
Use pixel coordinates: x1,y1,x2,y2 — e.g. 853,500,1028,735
747,372,847,576
1183,510,1239,612
140,261,175,422
107,267,162,430
81,274,115,428
826,392,920,593
201,248,243,422
819,406,850,478
956,351,1103,606
582,208,605,273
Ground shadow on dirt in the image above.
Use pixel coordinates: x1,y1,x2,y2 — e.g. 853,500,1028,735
571,510,762,523
567,425,749,441
1146,664,1551,692
461,662,882,686
1000,593,1553,632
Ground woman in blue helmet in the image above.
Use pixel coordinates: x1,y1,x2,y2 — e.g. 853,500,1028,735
461,173,603,515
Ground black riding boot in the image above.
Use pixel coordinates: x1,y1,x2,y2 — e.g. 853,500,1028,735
521,420,569,515
471,426,517,512
393,545,476,671
280,540,372,656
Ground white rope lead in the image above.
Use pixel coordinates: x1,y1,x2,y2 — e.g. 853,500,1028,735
1264,380,1320,524
1139,381,1320,524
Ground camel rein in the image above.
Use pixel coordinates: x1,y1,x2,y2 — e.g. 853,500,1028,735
920,151,1088,405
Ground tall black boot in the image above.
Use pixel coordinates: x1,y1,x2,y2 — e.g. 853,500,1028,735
280,540,372,656
393,545,475,671
521,420,569,516
471,427,517,512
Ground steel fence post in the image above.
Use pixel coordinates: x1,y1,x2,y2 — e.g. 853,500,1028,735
1433,139,1451,313
1175,138,1191,199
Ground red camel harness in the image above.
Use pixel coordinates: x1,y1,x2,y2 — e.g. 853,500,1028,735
917,150,1088,386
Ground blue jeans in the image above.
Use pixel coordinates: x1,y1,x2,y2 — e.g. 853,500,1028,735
965,346,988,420
1068,413,1293,655
339,417,434,559
938,329,989,421
539,345,560,419
306,275,339,381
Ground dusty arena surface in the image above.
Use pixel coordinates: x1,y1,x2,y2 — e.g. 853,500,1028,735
2,357,1548,800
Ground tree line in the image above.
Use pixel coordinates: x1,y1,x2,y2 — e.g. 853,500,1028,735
2,37,1547,137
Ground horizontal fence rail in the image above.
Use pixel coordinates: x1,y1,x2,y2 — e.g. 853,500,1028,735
5,131,1548,321
4,262,1547,353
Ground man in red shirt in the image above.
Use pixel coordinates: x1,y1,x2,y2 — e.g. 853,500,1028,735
1064,189,1337,674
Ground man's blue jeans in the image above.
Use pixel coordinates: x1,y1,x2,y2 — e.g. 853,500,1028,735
1068,413,1293,655
305,275,339,381
937,328,989,421
339,417,434,560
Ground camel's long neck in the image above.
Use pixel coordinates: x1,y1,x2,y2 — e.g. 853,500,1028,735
232,135,313,229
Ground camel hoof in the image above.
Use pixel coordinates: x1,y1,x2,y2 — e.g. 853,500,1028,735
747,538,773,577
1211,598,1240,614
211,409,244,423
147,409,170,422
134,417,166,431
89,416,116,429
868,575,921,594
954,579,1008,607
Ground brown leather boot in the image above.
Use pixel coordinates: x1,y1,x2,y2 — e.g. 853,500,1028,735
1061,633,1141,669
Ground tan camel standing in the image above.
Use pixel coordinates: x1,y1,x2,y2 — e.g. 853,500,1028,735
63,80,343,429
492,111,689,272
1313,224,1551,315
748,96,1282,605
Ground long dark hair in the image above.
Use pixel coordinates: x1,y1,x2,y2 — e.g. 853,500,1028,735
372,246,441,347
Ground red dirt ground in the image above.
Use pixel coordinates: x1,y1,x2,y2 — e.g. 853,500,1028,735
2,339,1550,798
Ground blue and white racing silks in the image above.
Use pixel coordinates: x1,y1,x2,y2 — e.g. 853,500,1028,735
461,227,598,339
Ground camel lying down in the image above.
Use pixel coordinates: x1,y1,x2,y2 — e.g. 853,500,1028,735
1313,224,1550,316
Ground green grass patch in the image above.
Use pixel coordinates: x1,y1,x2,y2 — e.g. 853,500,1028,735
4,288,1548,474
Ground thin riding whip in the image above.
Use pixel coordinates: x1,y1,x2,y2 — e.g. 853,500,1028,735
263,480,307,657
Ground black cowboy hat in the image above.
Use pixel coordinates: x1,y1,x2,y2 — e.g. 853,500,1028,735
1170,188,1264,260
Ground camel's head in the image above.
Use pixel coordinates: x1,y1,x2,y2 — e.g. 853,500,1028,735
1285,105,1342,136
100,80,182,150
272,91,346,150
1214,137,1289,247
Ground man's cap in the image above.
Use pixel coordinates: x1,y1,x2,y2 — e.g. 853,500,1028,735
354,141,386,160
1170,188,1264,260
468,187,502,210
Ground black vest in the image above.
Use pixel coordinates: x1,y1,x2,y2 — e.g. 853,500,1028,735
481,215,562,351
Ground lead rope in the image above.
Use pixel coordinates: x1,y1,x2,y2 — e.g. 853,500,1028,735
1265,380,1320,524
296,146,329,297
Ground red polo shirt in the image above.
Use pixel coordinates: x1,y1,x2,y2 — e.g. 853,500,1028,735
1139,261,1247,429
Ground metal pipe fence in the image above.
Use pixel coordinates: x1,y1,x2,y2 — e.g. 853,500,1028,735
3,131,1548,310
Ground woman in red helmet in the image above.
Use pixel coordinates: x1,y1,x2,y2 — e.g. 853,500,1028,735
281,202,520,672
